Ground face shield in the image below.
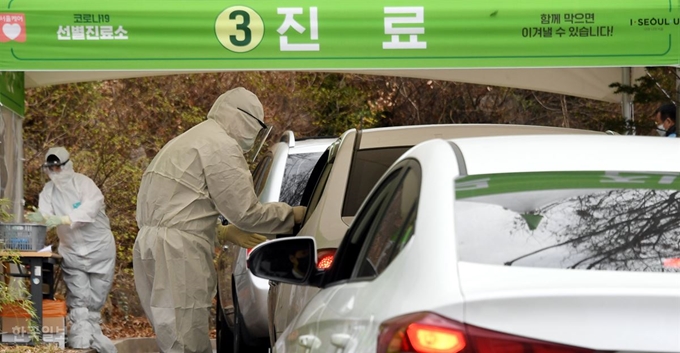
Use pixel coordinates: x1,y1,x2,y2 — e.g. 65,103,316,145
42,156,69,173
244,125,273,163
239,108,272,163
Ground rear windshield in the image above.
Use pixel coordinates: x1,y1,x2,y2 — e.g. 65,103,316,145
342,147,411,217
280,152,323,206
454,171,680,273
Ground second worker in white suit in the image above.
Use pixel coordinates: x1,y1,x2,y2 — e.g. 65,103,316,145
27,147,117,353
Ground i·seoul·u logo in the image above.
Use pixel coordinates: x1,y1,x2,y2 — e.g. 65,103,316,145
215,6,264,53
0,13,26,43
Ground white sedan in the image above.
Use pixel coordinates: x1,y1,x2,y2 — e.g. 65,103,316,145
248,134,680,353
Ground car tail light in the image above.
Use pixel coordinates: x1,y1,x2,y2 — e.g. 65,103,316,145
378,312,607,353
245,248,253,268
663,258,680,268
316,249,335,270
466,325,602,353
407,323,466,352
379,312,468,353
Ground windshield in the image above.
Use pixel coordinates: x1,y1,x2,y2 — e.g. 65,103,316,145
454,171,680,273
280,152,323,206
342,147,411,217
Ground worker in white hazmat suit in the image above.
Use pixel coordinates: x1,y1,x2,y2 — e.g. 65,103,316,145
133,87,306,353
26,147,117,353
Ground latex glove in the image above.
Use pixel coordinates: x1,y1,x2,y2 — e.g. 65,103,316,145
26,210,45,224
218,224,267,248
292,206,307,224
45,215,71,229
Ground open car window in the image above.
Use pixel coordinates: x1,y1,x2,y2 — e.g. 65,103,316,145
299,139,340,225
252,154,273,197
455,171,680,273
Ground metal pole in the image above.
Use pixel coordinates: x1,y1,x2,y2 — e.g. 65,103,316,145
621,67,634,135
29,257,44,344
15,113,24,221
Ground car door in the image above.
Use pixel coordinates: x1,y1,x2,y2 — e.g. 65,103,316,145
271,141,341,340
285,160,421,353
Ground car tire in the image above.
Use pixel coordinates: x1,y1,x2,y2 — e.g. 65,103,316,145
267,280,279,349
232,290,269,353
216,291,234,353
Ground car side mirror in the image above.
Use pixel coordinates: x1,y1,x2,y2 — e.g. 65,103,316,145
247,237,321,286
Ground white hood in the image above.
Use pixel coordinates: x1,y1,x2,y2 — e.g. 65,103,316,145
207,87,264,152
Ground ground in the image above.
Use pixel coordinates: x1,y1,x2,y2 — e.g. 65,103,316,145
0,345,83,353
1,272,217,352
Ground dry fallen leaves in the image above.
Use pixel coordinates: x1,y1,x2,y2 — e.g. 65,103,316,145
0,345,84,353
0,315,154,352
1,315,216,352
0,347,56,353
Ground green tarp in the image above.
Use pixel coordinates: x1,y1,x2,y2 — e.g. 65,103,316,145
456,171,680,199
0,71,23,115
1,0,679,70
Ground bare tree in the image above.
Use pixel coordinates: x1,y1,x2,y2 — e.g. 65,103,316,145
505,189,680,272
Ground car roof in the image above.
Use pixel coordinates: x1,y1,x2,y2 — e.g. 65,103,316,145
357,123,603,149
448,134,680,175
287,137,336,155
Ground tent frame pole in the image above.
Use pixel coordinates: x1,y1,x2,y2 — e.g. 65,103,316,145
621,67,634,135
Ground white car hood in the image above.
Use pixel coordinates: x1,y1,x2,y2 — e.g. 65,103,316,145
457,262,680,352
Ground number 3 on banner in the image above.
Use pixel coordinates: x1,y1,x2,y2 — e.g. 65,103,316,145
215,6,264,53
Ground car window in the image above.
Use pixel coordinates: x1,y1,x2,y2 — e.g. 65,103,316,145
354,165,420,279
252,154,273,196
305,158,333,224
342,147,411,217
299,140,340,225
324,166,406,283
455,171,680,273
279,152,323,206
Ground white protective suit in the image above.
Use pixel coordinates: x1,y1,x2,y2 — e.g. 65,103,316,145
133,87,295,353
37,147,117,353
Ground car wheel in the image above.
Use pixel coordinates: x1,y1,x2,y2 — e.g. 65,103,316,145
267,280,278,348
233,290,269,353
216,292,234,353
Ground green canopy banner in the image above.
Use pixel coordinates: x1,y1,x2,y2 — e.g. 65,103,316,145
0,71,24,115
0,0,679,70
456,171,680,199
